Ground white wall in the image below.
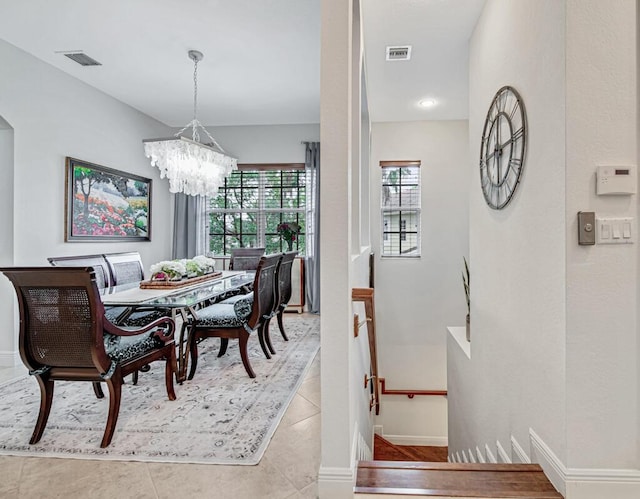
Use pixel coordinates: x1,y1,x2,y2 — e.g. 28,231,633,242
371,120,468,443
0,39,174,364
451,0,567,465
172,124,319,164
0,118,15,362
319,0,374,497
564,0,638,471
450,1,639,496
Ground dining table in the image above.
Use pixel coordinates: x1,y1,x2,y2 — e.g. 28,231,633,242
101,270,255,383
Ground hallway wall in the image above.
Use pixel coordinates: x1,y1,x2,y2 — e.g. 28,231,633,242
450,0,639,496
371,120,469,443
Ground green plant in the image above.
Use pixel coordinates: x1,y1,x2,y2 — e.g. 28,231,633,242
462,257,470,315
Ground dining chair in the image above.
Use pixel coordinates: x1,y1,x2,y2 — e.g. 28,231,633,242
103,251,166,328
0,266,177,448
263,251,298,355
186,253,281,379
104,251,145,285
47,254,113,290
229,247,265,271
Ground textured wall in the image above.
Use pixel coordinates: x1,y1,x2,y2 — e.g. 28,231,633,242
371,120,469,443
0,39,173,363
452,0,567,462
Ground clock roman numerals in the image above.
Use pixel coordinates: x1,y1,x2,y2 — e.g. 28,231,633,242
479,86,527,210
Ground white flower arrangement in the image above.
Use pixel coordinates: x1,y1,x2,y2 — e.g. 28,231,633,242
192,255,216,273
149,255,216,281
150,260,187,281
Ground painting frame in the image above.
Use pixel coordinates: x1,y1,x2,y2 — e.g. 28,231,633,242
65,157,152,242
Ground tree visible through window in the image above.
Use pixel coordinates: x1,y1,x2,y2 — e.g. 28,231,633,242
380,161,421,257
208,167,306,256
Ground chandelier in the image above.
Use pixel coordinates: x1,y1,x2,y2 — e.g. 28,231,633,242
143,50,237,197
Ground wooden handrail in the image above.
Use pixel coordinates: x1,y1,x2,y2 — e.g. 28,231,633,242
352,287,380,415
379,377,447,399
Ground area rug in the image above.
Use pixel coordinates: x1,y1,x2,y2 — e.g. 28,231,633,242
0,314,319,465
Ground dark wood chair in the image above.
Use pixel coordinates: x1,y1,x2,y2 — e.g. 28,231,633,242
0,266,177,448
47,254,113,290
229,247,265,271
263,251,298,355
187,253,281,379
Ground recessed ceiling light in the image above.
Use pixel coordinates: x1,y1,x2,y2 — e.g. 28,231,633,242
419,99,437,108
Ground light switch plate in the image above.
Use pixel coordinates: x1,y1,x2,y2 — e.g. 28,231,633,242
596,217,634,244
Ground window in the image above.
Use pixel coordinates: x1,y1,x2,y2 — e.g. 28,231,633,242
380,161,420,257
208,166,306,256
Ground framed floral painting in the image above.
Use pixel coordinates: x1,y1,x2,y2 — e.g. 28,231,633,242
65,157,152,241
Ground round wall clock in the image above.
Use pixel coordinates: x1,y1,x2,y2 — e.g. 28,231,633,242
479,85,527,210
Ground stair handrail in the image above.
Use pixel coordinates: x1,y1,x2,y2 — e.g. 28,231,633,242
352,287,380,415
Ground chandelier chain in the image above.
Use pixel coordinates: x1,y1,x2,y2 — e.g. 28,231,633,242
192,56,199,142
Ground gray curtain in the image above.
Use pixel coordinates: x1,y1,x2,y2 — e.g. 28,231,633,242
304,142,320,313
172,193,206,259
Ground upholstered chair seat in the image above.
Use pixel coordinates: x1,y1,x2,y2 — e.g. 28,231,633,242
103,331,166,363
194,297,253,328
187,255,281,379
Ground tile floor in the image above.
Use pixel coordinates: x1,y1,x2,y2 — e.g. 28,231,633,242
0,352,321,499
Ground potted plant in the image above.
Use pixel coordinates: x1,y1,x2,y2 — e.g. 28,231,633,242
462,257,470,341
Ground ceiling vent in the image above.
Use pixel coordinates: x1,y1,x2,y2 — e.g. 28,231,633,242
61,52,102,66
386,45,412,61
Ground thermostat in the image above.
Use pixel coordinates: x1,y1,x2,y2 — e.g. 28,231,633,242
596,165,637,195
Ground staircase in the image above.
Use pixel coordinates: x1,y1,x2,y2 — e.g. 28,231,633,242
357,435,563,498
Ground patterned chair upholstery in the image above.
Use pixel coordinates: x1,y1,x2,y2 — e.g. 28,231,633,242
0,266,177,448
187,254,282,379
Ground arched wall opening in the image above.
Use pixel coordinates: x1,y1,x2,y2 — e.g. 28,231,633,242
0,114,16,366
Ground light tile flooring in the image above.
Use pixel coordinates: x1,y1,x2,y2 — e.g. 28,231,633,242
0,351,321,499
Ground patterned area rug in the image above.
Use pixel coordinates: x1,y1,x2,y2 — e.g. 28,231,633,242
0,314,319,465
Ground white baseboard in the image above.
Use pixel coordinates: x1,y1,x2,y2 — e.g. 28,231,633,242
318,466,354,499
496,440,511,463
485,443,497,463
529,428,640,499
475,446,486,463
0,350,19,367
510,435,531,464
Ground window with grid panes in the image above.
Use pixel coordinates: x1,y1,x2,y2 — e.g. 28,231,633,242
380,161,421,257
208,165,306,256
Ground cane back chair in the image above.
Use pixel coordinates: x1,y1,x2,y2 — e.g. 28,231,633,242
0,266,177,448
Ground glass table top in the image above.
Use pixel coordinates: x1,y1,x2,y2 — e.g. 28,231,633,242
101,271,254,309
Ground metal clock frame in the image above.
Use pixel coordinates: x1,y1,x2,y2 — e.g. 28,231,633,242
479,85,527,210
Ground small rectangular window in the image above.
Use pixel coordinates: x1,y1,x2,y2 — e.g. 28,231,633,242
380,161,420,257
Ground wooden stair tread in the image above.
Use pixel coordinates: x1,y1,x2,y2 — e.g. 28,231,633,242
373,434,449,462
356,461,563,498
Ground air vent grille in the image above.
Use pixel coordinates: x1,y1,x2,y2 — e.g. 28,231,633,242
63,52,102,67
386,45,412,61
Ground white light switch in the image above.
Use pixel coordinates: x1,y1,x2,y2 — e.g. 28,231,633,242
596,217,634,244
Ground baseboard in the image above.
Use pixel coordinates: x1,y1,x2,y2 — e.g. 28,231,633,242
0,350,19,367
318,466,354,499
511,435,531,464
529,428,640,498
380,433,448,447
475,446,486,463
485,443,497,463
496,439,511,463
